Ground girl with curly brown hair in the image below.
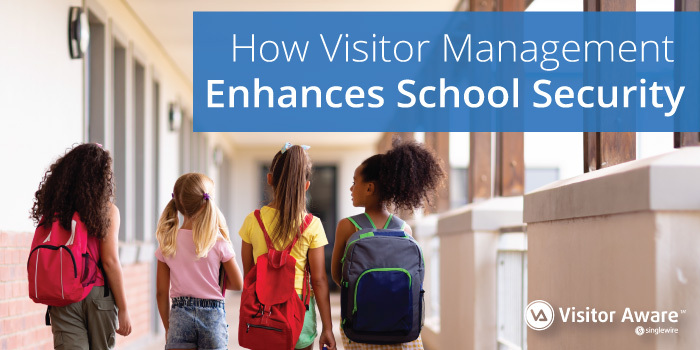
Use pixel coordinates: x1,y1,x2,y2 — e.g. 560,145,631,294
31,143,132,349
330,139,446,350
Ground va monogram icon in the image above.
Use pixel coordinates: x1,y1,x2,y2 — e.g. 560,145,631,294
526,300,555,331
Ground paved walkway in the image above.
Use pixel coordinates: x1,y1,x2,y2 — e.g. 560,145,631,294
139,292,345,350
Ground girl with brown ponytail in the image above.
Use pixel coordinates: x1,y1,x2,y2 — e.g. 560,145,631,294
238,143,336,350
155,173,243,350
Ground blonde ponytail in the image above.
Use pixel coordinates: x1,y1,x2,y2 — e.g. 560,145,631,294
192,196,231,258
160,173,230,259
156,199,179,258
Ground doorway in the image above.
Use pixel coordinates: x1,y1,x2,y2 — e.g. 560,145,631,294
307,166,338,291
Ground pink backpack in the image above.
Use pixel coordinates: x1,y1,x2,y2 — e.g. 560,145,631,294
27,213,106,322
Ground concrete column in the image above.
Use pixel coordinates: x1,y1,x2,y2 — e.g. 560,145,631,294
524,146,700,350
437,196,523,350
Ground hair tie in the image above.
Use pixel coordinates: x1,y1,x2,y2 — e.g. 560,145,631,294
280,142,310,154
203,193,210,200
171,193,174,199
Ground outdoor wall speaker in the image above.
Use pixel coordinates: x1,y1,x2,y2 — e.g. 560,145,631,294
68,7,90,59
169,103,183,131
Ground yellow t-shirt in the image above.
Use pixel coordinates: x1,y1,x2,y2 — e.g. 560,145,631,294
239,206,328,295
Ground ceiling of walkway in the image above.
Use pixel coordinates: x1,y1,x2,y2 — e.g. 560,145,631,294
125,0,461,83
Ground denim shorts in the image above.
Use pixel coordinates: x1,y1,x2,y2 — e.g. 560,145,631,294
166,297,228,350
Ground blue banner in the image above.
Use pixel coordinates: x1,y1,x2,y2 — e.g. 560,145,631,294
193,12,700,132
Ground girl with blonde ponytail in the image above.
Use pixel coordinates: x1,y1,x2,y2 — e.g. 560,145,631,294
155,173,243,349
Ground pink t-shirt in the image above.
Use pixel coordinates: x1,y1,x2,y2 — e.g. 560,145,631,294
155,229,235,301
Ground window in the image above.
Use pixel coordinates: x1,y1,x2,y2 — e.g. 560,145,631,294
134,59,146,241
113,38,128,241
87,12,106,144
524,168,559,193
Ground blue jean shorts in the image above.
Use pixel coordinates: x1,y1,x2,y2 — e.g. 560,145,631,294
166,297,228,350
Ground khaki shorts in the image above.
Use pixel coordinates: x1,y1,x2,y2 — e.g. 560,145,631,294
49,286,118,350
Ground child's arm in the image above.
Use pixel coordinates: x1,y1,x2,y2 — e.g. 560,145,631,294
100,203,132,336
223,257,244,290
308,247,336,350
330,218,355,286
241,241,255,277
156,261,171,337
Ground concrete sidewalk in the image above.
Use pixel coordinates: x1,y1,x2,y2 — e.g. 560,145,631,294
133,292,345,350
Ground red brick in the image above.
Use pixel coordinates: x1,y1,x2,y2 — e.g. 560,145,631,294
14,282,22,298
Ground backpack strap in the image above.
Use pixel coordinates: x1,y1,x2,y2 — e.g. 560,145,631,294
254,209,314,308
347,213,405,231
97,261,110,297
253,210,313,253
347,213,374,231
299,213,313,309
384,215,405,230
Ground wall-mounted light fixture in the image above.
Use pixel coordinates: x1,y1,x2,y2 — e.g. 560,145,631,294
169,103,182,131
68,7,90,59
213,147,224,167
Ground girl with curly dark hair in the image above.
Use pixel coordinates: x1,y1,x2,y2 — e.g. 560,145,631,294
30,143,132,349
330,138,446,350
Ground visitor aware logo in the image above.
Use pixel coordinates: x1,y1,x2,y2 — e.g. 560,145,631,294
525,300,555,331
524,300,685,333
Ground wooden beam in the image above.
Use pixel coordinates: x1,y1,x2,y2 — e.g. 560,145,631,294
674,0,700,148
468,132,492,203
469,0,497,11
495,133,524,197
583,132,598,172
583,0,636,172
584,0,635,11
676,0,700,11
674,133,700,148
599,132,636,167
425,132,451,213
500,0,526,11
584,132,637,171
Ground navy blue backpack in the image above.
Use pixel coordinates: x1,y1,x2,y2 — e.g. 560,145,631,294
340,213,424,344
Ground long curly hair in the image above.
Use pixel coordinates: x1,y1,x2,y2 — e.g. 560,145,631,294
361,138,446,212
30,143,114,239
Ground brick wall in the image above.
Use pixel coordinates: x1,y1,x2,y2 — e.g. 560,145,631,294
0,231,156,350
116,262,154,348
0,231,52,350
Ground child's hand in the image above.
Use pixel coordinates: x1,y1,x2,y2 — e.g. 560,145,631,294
319,328,336,350
116,308,132,336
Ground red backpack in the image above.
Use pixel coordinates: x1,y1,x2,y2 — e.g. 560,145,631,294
239,210,313,350
27,213,106,323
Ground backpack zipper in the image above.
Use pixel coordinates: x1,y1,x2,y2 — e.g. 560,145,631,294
246,323,283,333
353,268,412,315
35,250,40,298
